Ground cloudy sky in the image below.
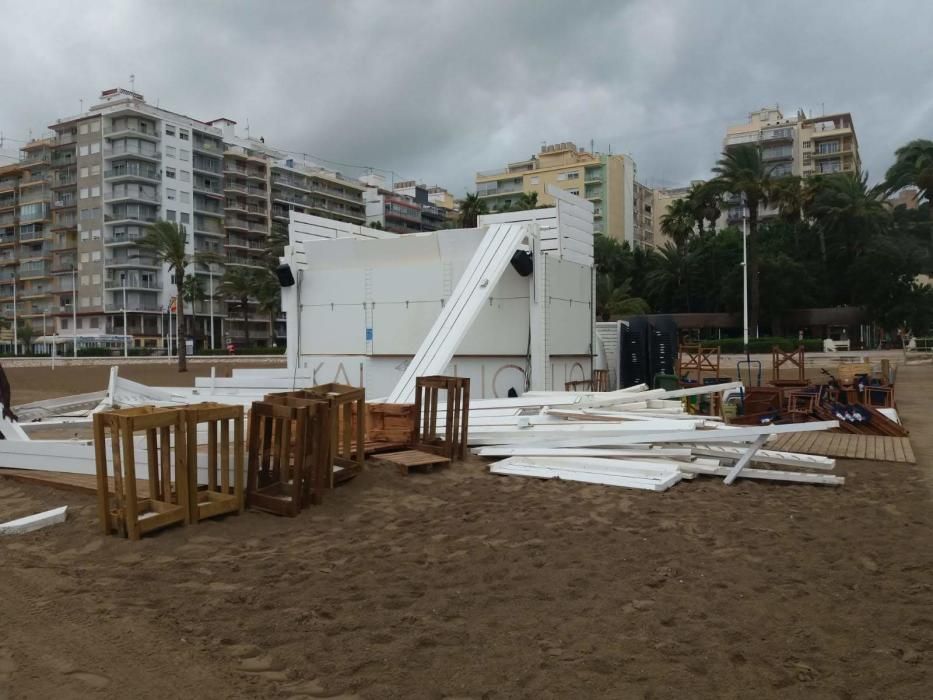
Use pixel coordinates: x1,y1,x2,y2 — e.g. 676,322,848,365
1,0,932,194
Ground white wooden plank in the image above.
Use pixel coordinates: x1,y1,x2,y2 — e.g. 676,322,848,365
495,456,686,477
723,434,769,485
510,420,840,449
660,381,744,399
686,445,836,471
489,459,680,492
679,463,845,486
0,506,68,535
473,446,693,458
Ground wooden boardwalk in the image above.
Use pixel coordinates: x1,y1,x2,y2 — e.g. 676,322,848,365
771,432,916,464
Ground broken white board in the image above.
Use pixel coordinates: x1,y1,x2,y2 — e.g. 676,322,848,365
387,222,529,404
0,505,68,535
489,456,682,492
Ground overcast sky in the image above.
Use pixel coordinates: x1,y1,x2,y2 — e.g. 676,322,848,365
2,0,932,194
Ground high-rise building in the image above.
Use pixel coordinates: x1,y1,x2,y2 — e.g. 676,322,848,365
360,177,455,234
1,88,377,351
474,142,645,244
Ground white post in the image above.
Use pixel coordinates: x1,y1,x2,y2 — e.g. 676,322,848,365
209,265,215,350
12,275,17,357
42,310,47,337
159,308,164,355
51,333,56,370
72,266,77,358
742,203,749,354
122,278,128,358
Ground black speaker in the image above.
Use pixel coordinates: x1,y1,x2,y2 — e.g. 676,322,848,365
275,263,295,287
510,250,533,277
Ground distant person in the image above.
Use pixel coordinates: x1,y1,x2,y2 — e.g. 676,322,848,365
226,341,236,355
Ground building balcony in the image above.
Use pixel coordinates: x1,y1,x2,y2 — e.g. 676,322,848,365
193,139,224,156
105,190,159,204
51,217,78,231
105,165,161,183
725,132,760,146
104,124,160,141
50,173,77,189
19,289,52,300
54,133,77,147
104,145,161,161
224,182,248,195
225,255,266,268
104,229,147,245
19,266,51,280
194,182,224,197
19,189,52,205
104,213,158,226
193,159,223,176
105,255,161,268
225,237,266,251
19,229,50,242
104,277,162,291
104,302,162,312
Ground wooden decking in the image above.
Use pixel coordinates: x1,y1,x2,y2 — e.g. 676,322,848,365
371,449,450,475
771,432,916,464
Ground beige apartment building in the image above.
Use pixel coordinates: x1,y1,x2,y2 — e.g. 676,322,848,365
475,142,646,244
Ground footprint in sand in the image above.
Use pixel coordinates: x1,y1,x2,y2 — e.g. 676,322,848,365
0,646,16,699
221,640,361,697
65,670,111,690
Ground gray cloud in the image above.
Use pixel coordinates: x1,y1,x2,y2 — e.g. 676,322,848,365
2,0,932,193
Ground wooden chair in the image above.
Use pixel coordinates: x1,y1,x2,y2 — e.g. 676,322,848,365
771,345,807,387
93,406,188,540
183,403,245,523
677,345,720,386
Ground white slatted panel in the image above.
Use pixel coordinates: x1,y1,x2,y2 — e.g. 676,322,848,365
595,321,621,390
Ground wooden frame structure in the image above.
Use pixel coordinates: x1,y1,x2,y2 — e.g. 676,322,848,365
677,345,720,386
247,398,330,516
93,406,188,540
564,369,610,392
304,383,366,486
184,403,245,523
771,345,807,386
413,375,470,460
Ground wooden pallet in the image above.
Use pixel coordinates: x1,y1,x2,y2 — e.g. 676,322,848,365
371,449,450,475
0,469,153,497
770,433,916,464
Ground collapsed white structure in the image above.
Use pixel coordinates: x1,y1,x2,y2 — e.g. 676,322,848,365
278,185,595,399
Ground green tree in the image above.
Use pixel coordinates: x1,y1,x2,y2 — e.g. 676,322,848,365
885,139,933,218
595,274,649,320
216,266,260,349
687,181,722,234
515,191,539,211
16,320,35,355
660,197,695,250
711,144,774,338
140,220,190,371
254,270,282,346
457,193,488,228
647,243,692,312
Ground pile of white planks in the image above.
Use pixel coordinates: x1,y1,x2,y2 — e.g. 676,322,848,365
470,382,845,491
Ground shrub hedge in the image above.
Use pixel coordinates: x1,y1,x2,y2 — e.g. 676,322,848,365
696,337,823,354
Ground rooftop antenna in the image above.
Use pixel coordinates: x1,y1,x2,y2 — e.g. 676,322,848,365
822,102,825,116
79,98,84,112
245,119,250,139
130,73,135,93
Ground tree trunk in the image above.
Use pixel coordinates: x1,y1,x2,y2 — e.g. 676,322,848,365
242,298,251,348
747,200,760,339
176,289,187,372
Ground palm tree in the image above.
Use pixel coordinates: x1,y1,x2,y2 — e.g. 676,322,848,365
687,181,722,234
216,266,260,349
181,273,205,340
885,139,933,233
140,220,189,372
254,270,282,347
515,191,539,211
647,243,692,312
595,274,650,321
711,144,773,337
660,197,695,250
457,193,488,227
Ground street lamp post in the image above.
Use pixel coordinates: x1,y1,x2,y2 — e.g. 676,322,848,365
72,265,77,358
209,264,215,351
742,201,751,374
12,274,17,357
122,274,129,358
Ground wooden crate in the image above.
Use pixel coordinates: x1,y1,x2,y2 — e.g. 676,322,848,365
357,403,416,445
247,398,330,515
304,383,366,486
183,403,245,523
413,375,470,461
93,406,188,540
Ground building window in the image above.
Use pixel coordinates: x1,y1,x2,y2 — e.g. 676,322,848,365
76,318,83,329
166,168,176,179
80,274,89,285
90,122,100,133
165,125,176,137
180,170,191,182
558,171,579,181
80,188,89,199
180,212,190,224
530,176,540,185
91,165,100,175
166,146,176,158
568,189,580,196
90,317,99,329
79,124,89,135
179,149,189,162
80,167,89,178
79,145,89,156
91,251,101,262
166,210,176,222
180,191,190,204
90,142,100,155
167,188,176,201
179,130,189,141
91,186,100,197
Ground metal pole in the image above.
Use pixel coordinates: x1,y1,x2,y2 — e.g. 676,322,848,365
42,310,47,337
123,279,128,358
72,266,77,358
742,202,751,376
12,274,17,357
159,308,164,355
209,265,215,350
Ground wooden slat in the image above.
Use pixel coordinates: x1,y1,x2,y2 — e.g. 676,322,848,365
902,438,916,464
892,437,906,463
